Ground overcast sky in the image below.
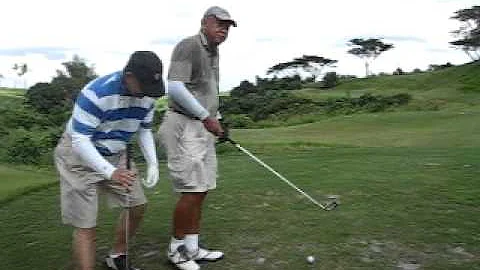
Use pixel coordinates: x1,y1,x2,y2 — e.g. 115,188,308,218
0,0,477,91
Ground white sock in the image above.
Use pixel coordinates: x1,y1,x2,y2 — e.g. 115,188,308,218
170,237,184,251
185,234,199,253
109,252,125,258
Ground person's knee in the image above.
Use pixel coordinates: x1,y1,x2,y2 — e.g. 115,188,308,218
134,203,146,212
75,227,96,234
74,227,97,241
181,192,207,204
131,203,146,220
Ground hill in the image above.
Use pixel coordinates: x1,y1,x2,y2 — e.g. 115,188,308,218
0,88,25,108
231,62,480,147
295,61,480,111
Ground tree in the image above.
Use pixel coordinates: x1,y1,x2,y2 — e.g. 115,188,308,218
427,62,454,71
25,82,66,114
51,55,98,102
347,38,394,76
13,63,28,88
0,73,3,87
25,55,97,115
450,5,480,61
230,80,256,97
266,61,301,77
267,55,337,81
294,55,337,81
393,67,404,75
323,72,338,88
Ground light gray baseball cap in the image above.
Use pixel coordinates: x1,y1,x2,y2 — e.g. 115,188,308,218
203,6,237,27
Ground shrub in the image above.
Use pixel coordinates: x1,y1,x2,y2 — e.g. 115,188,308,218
393,68,405,75
323,72,338,88
2,126,63,165
221,90,412,128
222,114,254,128
5,129,43,164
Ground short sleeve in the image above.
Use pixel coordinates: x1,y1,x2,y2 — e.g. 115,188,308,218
168,38,196,83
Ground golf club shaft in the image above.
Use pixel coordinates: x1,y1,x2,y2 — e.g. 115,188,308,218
227,139,332,210
125,143,132,267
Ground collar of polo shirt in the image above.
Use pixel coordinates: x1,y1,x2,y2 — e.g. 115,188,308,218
199,31,219,55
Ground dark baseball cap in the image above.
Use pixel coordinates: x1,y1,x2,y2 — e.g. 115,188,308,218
124,51,165,98
203,6,237,27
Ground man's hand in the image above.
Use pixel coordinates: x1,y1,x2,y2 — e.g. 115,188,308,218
142,165,159,188
202,117,224,137
111,168,136,190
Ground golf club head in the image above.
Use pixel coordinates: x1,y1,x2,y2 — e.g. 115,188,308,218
323,195,340,211
323,200,338,211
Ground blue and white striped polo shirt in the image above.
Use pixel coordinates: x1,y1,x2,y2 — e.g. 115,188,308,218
66,71,156,156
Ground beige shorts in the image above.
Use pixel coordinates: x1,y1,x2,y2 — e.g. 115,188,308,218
54,133,147,229
159,111,217,193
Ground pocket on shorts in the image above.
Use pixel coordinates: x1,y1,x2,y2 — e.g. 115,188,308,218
168,121,208,187
55,135,100,190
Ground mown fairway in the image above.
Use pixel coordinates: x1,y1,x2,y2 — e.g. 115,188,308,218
1,64,479,269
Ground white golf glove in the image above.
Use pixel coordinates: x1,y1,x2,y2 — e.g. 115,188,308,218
142,165,159,188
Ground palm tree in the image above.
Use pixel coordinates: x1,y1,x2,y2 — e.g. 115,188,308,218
13,63,28,89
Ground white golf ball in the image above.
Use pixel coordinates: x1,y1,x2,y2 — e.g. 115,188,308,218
256,257,266,264
307,255,315,264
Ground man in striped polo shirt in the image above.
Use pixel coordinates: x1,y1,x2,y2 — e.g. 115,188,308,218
54,51,164,270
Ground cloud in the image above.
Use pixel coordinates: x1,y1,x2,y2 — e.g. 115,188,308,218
255,37,289,43
150,37,183,46
381,36,427,43
426,47,456,53
0,47,71,60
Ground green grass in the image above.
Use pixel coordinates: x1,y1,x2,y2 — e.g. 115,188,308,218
0,165,57,203
0,87,25,96
232,110,480,148
0,87,25,109
1,146,479,269
1,63,480,269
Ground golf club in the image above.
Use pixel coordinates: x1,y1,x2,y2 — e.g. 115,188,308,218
125,143,132,268
222,137,338,211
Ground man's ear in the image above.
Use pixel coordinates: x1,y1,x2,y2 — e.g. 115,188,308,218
123,72,135,91
124,72,139,88
124,71,134,80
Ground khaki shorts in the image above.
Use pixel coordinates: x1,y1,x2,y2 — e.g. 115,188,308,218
159,111,217,193
54,133,147,229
